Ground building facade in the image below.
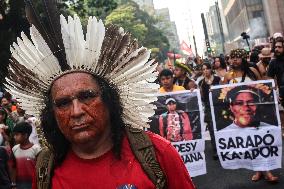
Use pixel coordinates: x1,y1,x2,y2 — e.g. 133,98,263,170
132,0,155,15
221,0,268,51
155,8,180,51
206,5,223,54
262,0,284,36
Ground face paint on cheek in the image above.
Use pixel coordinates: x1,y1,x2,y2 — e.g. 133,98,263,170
84,100,110,132
54,109,73,139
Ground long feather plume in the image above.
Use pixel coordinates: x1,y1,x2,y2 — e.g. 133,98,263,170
24,0,69,70
7,13,160,129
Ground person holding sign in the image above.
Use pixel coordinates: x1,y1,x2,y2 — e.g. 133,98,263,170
222,85,279,182
159,98,193,142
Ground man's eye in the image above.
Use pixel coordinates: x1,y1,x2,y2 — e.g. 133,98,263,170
78,91,98,102
54,98,71,108
233,102,243,106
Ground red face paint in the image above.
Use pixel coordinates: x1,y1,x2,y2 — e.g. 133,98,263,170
51,72,111,144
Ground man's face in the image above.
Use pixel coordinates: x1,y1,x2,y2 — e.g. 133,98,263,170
230,92,257,127
167,102,176,112
51,73,111,144
174,67,185,78
14,133,27,144
160,75,173,89
274,42,284,57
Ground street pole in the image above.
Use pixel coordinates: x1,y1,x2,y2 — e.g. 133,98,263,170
193,35,198,56
201,13,211,56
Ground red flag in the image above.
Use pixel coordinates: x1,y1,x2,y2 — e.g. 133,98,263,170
180,40,194,57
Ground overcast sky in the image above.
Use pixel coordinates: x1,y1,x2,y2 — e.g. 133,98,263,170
153,0,216,55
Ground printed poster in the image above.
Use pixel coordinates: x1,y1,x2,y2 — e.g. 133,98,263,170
149,90,206,177
209,80,282,171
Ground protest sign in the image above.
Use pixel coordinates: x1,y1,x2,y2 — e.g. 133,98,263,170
149,90,206,176
210,80,282,171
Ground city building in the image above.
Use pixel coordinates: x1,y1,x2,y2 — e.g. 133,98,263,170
262,0,284,36
132,0,155,15
220,0,269,51
155,8,180,51
206,5,223,54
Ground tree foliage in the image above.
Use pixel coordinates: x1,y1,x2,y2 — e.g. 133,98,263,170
0,0,30,85
0,0,169,84
106,1,169,62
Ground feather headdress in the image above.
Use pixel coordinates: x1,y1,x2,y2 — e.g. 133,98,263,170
5,1,159,129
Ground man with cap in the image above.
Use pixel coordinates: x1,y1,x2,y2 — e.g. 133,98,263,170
159,98,193,142
173,61,196,90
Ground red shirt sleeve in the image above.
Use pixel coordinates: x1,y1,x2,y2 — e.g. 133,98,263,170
148,132,196,189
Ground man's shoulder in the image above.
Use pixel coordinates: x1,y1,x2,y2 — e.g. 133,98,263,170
222,122,238,131
12,144,20,152
146,131,171,150
269,58,284,67
173,85,185,91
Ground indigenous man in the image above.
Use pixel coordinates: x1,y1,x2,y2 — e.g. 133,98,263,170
5,2,195,189
173,61,196,90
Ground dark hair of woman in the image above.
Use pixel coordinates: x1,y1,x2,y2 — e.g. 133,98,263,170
249,50,260,64
41,74,125,165
0,109,7,124
241,58,258,81
202,62,212,70
213,56,226,69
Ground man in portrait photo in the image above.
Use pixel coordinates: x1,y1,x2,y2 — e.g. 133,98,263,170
222,85,275,131
159,98,193,142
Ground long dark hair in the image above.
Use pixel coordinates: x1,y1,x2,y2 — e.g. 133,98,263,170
213,56,226,70
41,74,125,165
241,58,258,81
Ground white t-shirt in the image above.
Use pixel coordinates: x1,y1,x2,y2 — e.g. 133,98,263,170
12,144,41,159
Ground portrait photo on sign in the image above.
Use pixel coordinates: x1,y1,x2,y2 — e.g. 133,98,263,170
210,80,279,132
148,91,203,142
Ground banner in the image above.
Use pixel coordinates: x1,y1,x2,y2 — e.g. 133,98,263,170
149,90,206,177
209,80,282,171
180,40,194,57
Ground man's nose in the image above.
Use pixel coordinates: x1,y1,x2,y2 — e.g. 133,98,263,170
70,99,85,118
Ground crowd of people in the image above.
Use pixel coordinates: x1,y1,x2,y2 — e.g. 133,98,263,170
157,33,284,183
0,3,283,186
0,92,41,188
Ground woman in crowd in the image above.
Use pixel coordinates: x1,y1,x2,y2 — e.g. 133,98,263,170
198,63,221,159
212,56,227,81
223,48,261,84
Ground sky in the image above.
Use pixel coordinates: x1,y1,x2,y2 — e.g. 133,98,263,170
153,0,216,55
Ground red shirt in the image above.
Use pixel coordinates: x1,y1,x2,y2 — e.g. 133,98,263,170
33,132,195,189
